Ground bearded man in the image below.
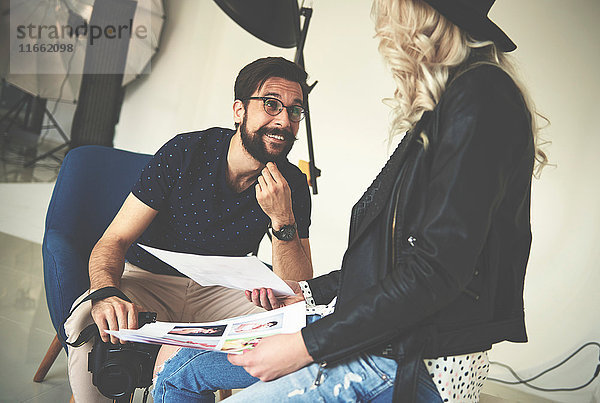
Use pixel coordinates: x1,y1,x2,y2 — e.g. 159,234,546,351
64,57,313,403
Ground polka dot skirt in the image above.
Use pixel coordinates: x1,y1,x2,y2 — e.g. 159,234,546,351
425,352,489,402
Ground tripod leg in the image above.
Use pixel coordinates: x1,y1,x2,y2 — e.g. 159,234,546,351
44,107,70,143
0,95,29,133
0,95,27,126
23,106,70,167
23,141,69,167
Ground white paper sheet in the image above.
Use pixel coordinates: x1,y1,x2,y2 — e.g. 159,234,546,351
138,244,295,296
107,301,306,354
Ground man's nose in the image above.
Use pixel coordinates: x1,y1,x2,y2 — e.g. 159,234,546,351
272,108,292,128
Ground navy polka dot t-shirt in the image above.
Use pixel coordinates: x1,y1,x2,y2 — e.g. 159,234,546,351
126,127,311,276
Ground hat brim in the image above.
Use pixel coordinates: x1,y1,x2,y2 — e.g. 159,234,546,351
423,0,517,52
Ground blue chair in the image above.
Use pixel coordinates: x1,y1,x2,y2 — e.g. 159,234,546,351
34,145,151,382
34,145,235,400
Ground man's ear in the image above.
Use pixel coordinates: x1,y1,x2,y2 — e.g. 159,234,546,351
233,99,245,125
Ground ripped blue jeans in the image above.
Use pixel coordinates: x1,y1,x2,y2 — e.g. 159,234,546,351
152,316,442,402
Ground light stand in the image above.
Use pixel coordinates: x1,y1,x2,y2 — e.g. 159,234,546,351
0,84,70,166
25,105,70,166
293,6,321,193
3,0,166,164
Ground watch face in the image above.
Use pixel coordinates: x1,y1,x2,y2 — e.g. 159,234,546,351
274,224,296,241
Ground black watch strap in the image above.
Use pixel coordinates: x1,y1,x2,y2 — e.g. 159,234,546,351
271,222,297,241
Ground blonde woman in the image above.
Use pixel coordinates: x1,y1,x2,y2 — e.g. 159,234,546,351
153,0,545,401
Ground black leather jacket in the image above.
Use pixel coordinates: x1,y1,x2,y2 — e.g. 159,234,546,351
301,65,534,396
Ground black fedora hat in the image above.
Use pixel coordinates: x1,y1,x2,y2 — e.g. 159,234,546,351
422,0,516,52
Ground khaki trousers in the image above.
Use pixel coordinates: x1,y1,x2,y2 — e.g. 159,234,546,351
65,263,264,403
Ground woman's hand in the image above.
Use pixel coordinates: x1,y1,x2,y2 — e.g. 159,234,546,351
227,332,313,382
245,280,304,310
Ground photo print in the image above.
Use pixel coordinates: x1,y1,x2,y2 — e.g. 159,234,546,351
221,335,264,353
168,324,227,337
231,312,284,335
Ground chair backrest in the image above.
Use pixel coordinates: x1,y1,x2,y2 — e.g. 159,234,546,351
43,145,151,342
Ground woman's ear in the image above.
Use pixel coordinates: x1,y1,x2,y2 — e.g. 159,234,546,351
233,99,245,126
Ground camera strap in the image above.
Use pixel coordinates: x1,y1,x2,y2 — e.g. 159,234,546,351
60,287,132,348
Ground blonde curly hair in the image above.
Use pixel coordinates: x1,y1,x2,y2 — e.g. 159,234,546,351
372,0,548,176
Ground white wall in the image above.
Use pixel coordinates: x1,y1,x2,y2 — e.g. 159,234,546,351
114,1,600,401
487,2,600,401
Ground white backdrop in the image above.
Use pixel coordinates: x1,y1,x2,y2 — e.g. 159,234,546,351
110,1,600,401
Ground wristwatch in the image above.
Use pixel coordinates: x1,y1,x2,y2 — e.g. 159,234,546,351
271,222,297,241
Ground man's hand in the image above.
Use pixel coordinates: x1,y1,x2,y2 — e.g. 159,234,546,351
90,296,140,344
256,162,294,230
227,332,313,382
245,280,304,310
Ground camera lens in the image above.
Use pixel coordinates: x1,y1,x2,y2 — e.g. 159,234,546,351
96,363,137,398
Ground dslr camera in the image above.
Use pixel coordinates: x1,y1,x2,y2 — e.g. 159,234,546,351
88,311,161,400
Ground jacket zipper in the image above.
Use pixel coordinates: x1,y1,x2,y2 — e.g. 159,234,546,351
313,361,328,386
390,132,422,266
391,167,410,265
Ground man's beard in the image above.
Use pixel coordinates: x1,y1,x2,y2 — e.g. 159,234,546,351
240,115,296,164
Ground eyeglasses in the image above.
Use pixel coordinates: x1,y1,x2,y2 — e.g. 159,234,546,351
245,97,306,122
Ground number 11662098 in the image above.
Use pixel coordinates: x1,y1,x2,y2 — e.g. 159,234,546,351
18,43,74,52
